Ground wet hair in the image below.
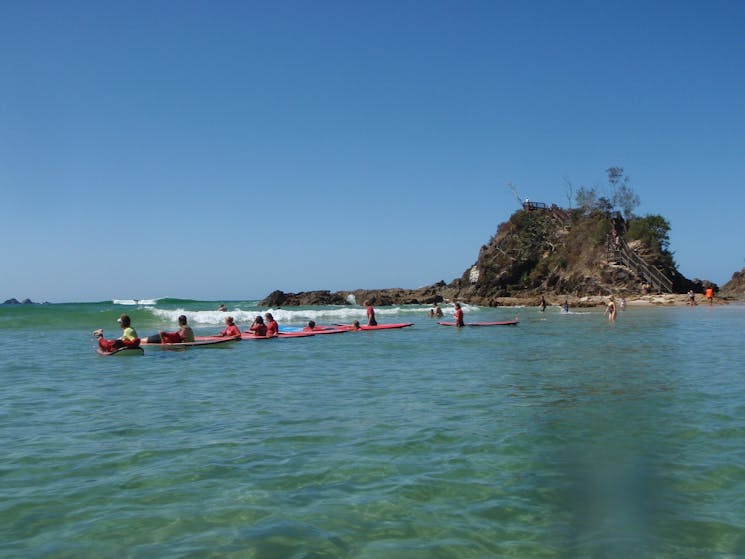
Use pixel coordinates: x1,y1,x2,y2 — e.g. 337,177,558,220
178,315,188,325
264,313,274,321
308,320,316,328
226,316,235,324
119,314,131,327
254,316,265,324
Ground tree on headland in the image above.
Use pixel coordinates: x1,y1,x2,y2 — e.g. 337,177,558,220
607,166,640,219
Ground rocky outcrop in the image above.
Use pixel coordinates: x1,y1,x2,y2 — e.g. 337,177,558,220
3,298,41,305
721,268,745,299
261,206,704,307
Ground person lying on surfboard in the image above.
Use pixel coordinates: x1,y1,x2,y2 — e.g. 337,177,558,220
216,316,240,337
143,314,195,344
93,314,140,352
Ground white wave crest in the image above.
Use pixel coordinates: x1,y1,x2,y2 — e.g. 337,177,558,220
113,298,159,306
144,304,447,326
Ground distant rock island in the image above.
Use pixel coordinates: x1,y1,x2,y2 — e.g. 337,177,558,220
2,298,49,305
263,170,734,307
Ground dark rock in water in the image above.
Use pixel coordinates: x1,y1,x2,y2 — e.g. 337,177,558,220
3,298,40,305
261,290,348,307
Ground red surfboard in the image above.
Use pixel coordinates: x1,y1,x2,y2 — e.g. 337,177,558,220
96,346,144,356
337,322,414,331
438,319,519,327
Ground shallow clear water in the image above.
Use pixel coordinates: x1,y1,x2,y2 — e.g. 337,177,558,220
1,301,744,557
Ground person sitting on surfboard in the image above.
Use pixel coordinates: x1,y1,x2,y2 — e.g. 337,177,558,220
364,300,377,326
150,314,195,344
93,314,140,352
264,313,279,337
454,302,465,327
248,315,268,337
217,316,240,337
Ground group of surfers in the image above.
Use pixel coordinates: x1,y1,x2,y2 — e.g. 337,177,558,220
93,300,386,352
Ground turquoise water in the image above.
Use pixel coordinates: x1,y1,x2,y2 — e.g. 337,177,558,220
1,300,744,558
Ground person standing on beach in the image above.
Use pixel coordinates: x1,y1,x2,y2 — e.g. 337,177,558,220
688,290,696,306
93,314,140,351
604,300,617,321
365,300,377,326
454,302,465,327
705,286,714,305
539,295,546,312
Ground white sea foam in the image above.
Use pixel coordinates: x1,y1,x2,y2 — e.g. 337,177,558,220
113,298,159,306
143,302,480,326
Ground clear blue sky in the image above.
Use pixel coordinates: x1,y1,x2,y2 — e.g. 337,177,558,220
2,1,744,302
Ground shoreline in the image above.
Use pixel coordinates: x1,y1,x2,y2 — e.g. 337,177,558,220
483,293,732,308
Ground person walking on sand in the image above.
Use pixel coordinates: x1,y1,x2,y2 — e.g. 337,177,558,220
604,300,617,322
705,286,714,305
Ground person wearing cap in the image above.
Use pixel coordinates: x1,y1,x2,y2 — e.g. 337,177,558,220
93,314,140,352
216,316,240,337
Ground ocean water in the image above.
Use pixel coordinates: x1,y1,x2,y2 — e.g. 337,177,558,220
1,299,744,558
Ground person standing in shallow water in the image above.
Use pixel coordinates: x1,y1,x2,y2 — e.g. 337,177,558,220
454,302,465,327
604,300,617,322
364,300,377,326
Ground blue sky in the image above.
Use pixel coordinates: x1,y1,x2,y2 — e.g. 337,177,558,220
2,1,744,302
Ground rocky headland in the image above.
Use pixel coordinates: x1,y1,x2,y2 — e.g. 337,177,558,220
261,198,734,308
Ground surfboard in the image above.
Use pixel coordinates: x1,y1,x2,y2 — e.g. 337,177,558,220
141,335,240,349
438,319,519,327
301,326,349,335
337,322,414,331
96,346,144,356
241,331,315,340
